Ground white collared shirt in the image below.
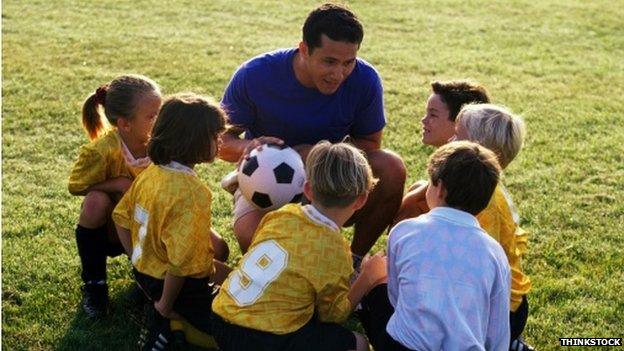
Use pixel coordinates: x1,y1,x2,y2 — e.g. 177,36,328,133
387,206,511,351
301,204,340,232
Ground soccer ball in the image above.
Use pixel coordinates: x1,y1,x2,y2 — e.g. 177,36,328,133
238,143,306,211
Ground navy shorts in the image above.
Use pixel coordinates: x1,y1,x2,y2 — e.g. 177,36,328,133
210,312,356,351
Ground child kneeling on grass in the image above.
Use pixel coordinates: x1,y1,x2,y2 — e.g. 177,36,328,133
358,141,511,351
211,141,380,351
453,103,533,351
68,74,162,318
112,93,230,351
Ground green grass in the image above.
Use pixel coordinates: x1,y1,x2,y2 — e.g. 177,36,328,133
3,0,623,349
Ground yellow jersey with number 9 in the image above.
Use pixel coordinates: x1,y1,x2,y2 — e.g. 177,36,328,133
213,204,353,334
112,163,215,279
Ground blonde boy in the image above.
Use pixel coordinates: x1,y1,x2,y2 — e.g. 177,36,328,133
358,141,511,351
211,141,377,351
454,104,532,350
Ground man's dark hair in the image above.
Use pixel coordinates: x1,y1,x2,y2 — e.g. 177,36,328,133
428,141,501,215
302,3,364,53
148,93,226,166
431,80,491,122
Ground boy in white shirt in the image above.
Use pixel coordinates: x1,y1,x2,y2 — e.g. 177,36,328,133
356,141,511,350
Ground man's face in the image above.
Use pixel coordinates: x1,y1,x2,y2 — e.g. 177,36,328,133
301,35,359,95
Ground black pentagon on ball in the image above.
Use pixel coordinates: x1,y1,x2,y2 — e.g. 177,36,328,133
242,156,259,176
290,193,303,203
252,192,273,209
273,162,295,184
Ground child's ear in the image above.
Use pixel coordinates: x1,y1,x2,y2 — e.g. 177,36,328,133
436,180,447,201
352,192,369,211
303,181,314,202
116,117,131,132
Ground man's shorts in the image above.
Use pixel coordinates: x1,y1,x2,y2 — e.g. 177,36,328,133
233,189,262,223
210,312,356,351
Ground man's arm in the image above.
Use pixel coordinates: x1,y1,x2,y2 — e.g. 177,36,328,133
350,130,382,153
219,126,251,163
219,125,284,164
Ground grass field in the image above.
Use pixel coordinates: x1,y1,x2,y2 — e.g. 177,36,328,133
2,0,623,350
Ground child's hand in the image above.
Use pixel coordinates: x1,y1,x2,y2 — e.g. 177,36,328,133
360,252,388,287
154,299,182,320
112,176,133,193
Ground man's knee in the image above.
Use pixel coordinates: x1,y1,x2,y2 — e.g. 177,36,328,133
80,191,113,227
367,150,407,191
233,210,264,253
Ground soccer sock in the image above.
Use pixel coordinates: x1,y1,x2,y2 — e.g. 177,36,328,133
75,224,109,284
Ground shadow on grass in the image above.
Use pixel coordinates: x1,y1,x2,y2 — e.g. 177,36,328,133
55,284,144,351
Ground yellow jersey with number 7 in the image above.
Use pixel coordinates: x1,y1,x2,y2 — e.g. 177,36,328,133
112,163,215,279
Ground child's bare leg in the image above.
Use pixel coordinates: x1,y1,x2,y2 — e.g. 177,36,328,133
79,190,112,228
75,191,115,317
352,332,370,351
210,229,230,262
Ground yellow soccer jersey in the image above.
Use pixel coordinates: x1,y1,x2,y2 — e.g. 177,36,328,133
68,129,150,195
477,184,532,312
213,204,353,334
112,163,215,279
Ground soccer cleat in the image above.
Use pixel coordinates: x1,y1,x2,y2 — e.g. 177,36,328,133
510,337,535,351
142,307,173,351
81,282,109,318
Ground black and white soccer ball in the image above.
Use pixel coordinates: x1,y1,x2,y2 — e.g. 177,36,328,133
238,143,305,211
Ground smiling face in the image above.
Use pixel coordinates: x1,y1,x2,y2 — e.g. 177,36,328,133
421,93,455,147
126,93,162,145
299,35,358,95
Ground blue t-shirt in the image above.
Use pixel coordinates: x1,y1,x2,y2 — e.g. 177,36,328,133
221,48,386,147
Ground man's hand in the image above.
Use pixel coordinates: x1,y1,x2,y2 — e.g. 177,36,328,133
238,136,284,166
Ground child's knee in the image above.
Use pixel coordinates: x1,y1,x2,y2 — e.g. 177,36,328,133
79,191,113,227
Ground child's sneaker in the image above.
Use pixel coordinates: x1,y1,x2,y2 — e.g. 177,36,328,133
510,337,535,351
81,282,109,318
220,170,239,195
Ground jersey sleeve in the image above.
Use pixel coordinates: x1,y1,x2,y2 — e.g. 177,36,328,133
68,144,107,195
476,197,502,243
161,186,215,277
112,188,134,230
221,63,255,129
351,66,386,137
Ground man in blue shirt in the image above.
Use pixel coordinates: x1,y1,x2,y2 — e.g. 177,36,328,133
220,3,406,267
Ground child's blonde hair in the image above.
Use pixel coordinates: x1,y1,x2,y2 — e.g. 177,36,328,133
306,141,378,208
456,103,526,169
82,74,161,140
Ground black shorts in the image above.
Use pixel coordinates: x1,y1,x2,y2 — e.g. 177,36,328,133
510,295,529,342
358,284,412,351
133,268,217,333
210,312,356,351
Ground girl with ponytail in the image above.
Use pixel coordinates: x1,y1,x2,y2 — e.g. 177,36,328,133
68,74,162,318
